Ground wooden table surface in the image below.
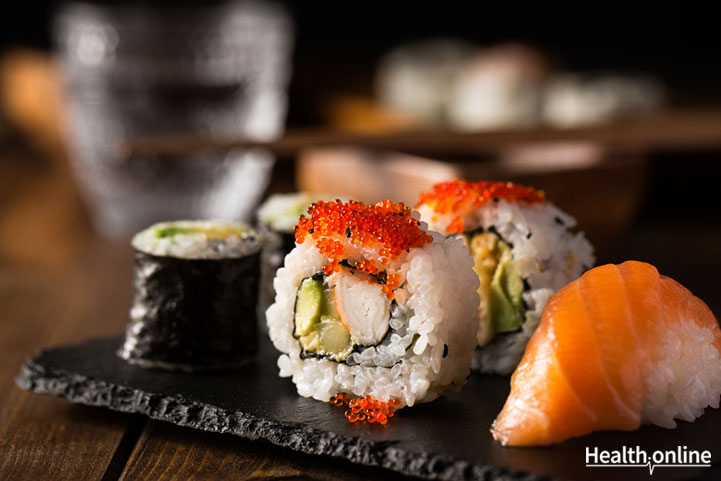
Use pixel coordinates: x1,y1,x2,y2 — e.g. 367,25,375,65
0,149,416,481
2,141,721,481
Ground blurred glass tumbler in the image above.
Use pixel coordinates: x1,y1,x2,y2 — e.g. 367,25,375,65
54,1,293,237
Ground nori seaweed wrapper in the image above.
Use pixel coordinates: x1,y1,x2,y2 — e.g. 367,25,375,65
257,222,296,320
118,249,260,371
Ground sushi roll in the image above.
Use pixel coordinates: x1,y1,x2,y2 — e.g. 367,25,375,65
266,200,480,407
256,192,341,317
118,220,262,371
492,261,721,446
416,180,594,374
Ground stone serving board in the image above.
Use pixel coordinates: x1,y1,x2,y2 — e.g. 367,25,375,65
16,337,721,481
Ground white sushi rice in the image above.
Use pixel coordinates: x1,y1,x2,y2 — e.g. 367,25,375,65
417,199,595,374
643,318,721,428
132,220,262,259
265,229,480,406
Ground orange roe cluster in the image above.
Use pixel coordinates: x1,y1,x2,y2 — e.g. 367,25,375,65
295,200,433,298
329,393,402,425
417,180,545,234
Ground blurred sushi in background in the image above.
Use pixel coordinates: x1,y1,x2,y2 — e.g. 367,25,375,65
332,39,665,133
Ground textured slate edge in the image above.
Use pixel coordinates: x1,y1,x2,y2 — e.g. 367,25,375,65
15,349,550,481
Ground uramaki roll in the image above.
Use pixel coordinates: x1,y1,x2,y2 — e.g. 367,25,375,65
266,200,480,407
417,180,595,374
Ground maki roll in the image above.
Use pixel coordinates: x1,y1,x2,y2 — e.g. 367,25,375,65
416,180,594,375
256,192,341,316
266,200,480,407
118,220,262,371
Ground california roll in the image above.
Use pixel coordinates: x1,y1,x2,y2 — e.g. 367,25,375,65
266,200,480,407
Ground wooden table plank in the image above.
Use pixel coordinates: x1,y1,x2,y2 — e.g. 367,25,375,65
0,252,140,480
0,399,139,481
0,160,140,480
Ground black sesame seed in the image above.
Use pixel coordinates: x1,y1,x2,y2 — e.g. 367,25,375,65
345,227,351,238
554,217,564,226
443,344,448,358
488,225,514,248
309,228,315,234
526,232,532,239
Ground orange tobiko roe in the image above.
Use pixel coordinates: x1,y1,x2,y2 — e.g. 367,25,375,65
417,180,545,234
329,393,401,425
294,200,433,299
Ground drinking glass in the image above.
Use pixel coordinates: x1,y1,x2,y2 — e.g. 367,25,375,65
54,0,293,237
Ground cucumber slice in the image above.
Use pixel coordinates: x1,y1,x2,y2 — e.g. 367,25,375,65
318,317,354,360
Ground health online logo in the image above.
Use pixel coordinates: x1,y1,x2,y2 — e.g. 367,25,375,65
586,446,711,475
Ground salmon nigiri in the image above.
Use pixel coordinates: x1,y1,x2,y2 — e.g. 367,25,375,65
491,260,721,446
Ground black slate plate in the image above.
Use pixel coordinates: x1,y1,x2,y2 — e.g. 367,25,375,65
16,336,721,481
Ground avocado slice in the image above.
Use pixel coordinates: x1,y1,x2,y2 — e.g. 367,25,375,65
467,231,525,338
294,277,323,337
293,276,355,361
490,245,525,332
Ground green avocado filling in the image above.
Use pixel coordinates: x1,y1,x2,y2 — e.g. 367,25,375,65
155,223,249,240
294,277,354,361
466,231,525,344
156,225,197,238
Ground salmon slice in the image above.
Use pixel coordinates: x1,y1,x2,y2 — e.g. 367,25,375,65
491,261,721,446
